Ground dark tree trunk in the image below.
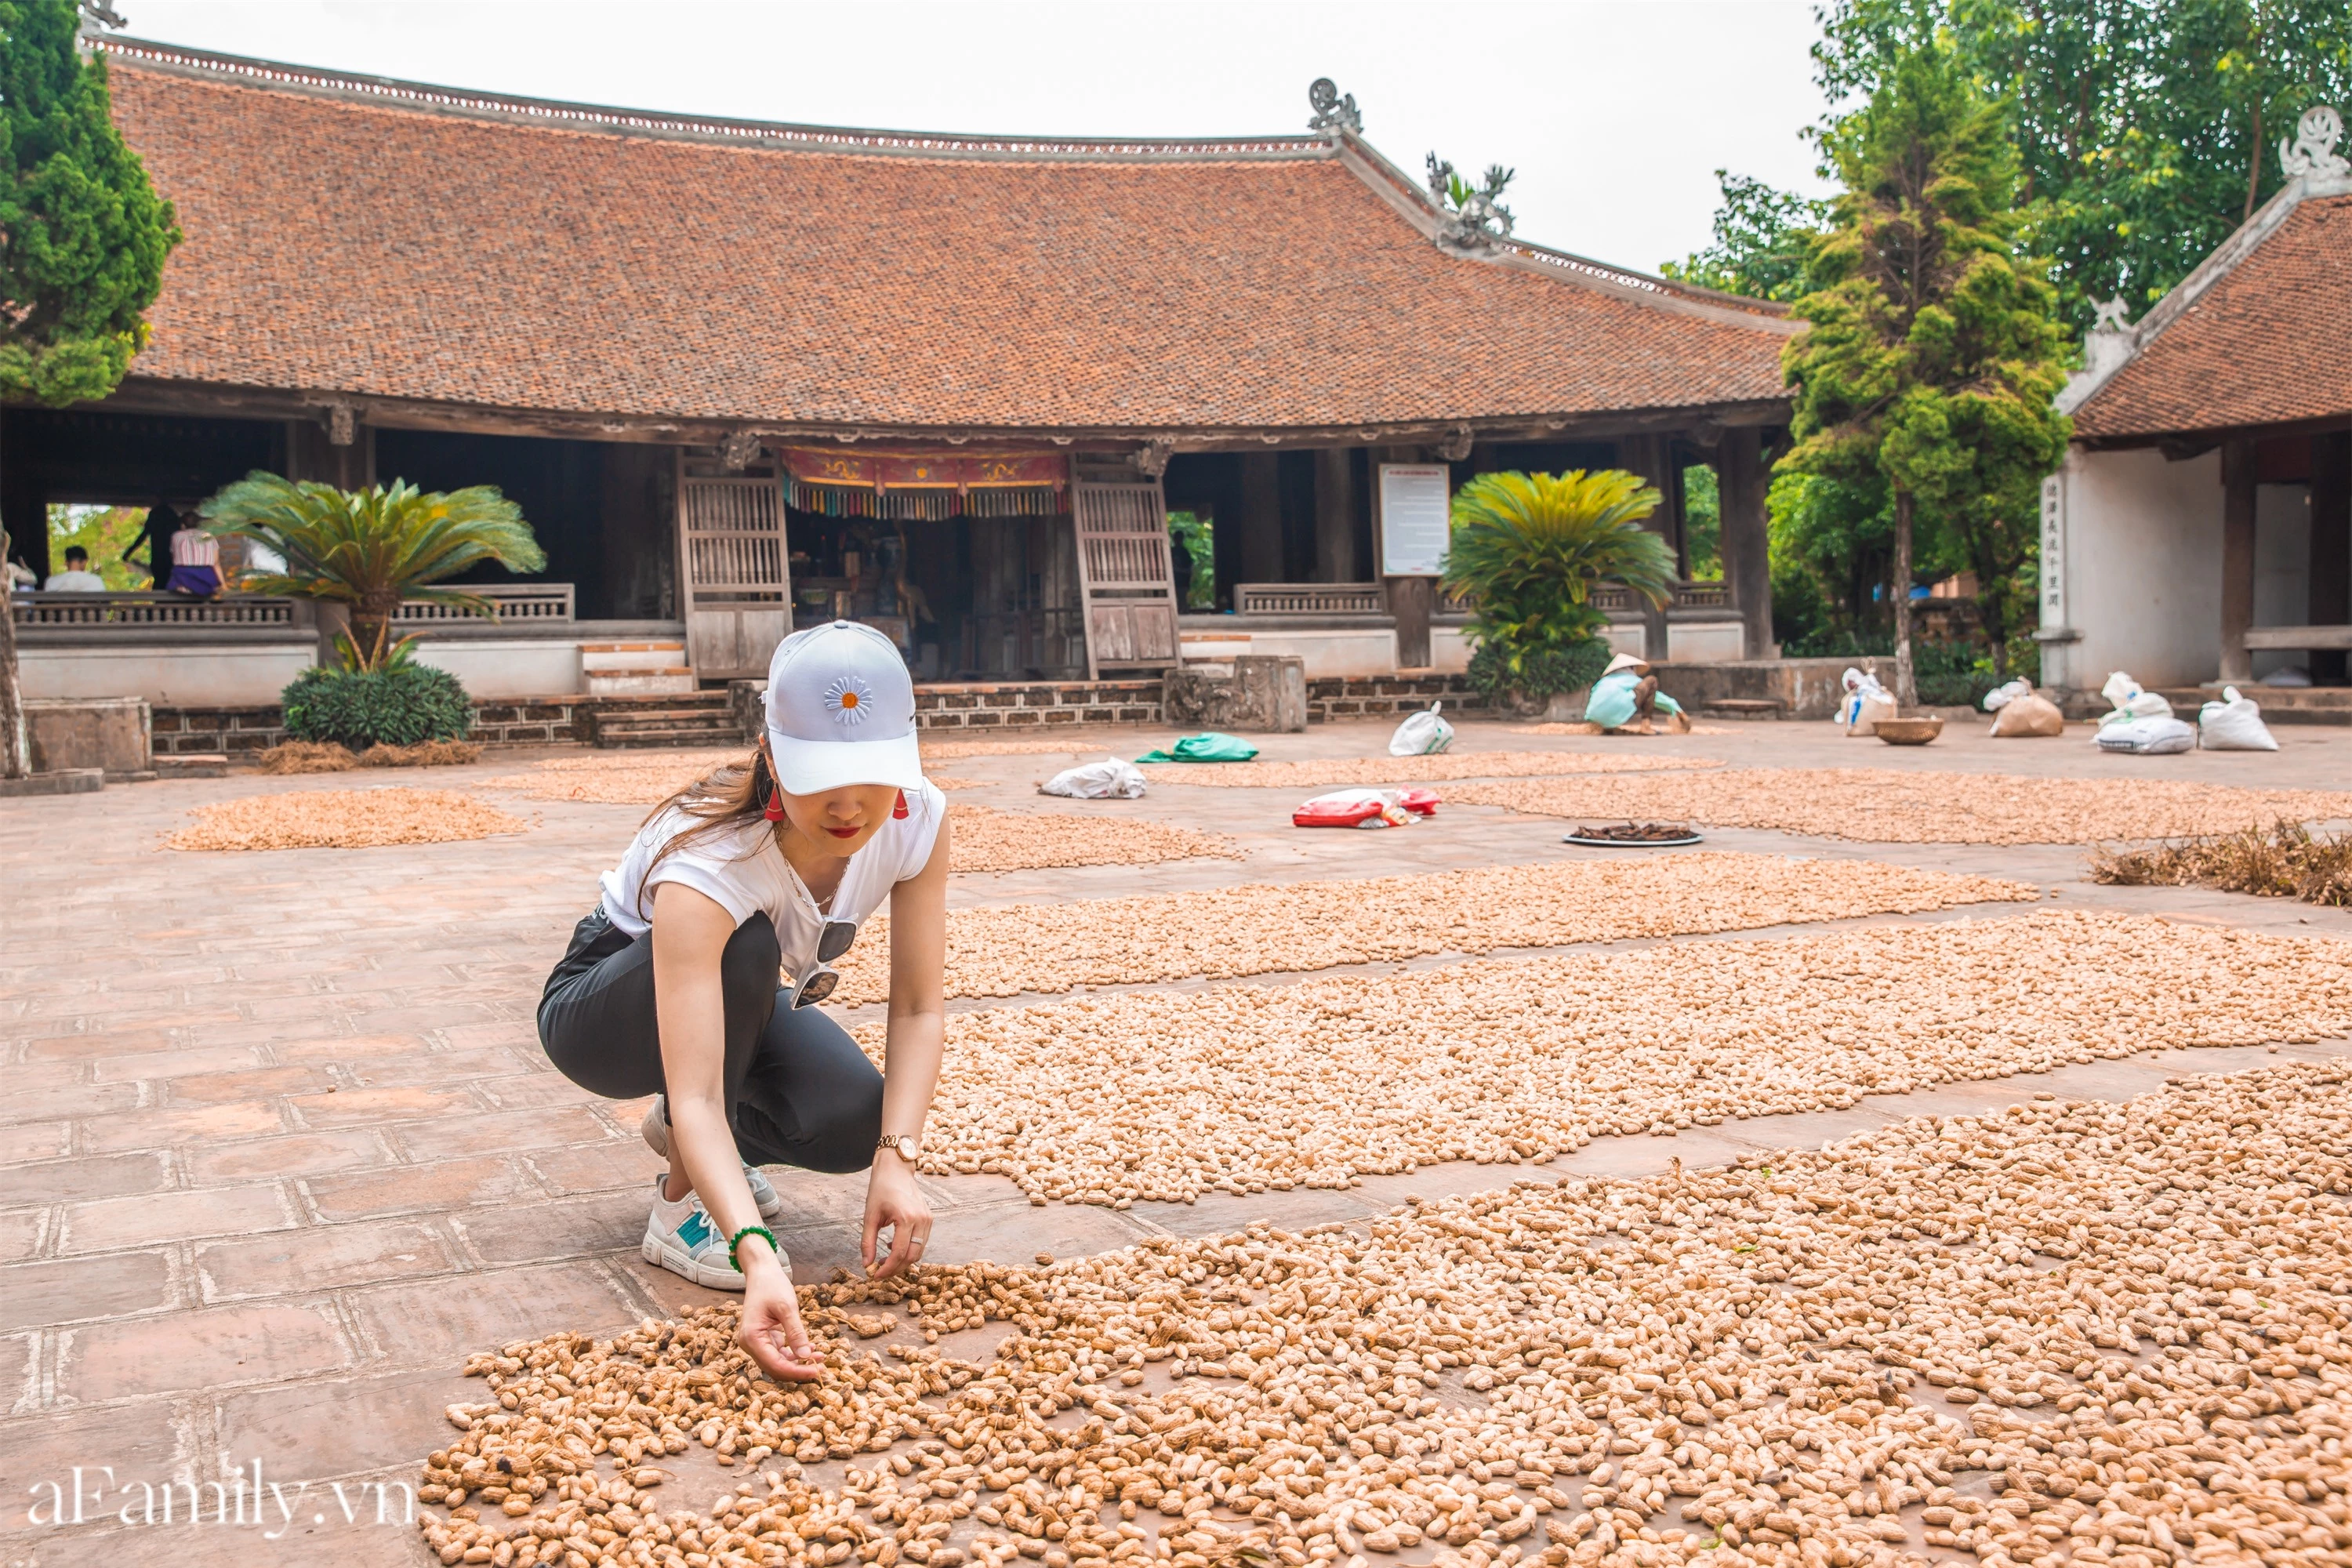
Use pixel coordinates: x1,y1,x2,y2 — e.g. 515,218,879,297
0,585,24,779
1893,490,1918,707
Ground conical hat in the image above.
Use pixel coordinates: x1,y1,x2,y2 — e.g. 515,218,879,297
1602,652,1650,677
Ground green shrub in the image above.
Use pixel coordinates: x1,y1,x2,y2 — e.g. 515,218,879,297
1467,635,1613,705
281,662,472,749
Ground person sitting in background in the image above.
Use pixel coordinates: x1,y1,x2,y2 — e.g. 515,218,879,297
164,512,223,597
1584,652,1692,735
43,546,107,592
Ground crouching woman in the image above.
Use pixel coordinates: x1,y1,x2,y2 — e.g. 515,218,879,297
538,622,948,1381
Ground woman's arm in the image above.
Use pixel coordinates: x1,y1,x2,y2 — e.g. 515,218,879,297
863,811,950,1278
650,882,823,1381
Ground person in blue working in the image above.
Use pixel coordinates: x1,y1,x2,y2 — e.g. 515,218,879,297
1584,652,1691,735
537,621,949,1382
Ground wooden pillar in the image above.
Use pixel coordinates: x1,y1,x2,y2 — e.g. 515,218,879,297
1312,448,1358,583
1714,427,1773,659
2220,437,2258,685
2311,427,2351,684
1237,452,1283,586
1616,434,1675,662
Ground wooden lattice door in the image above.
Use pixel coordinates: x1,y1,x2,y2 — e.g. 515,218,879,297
1071,477,1180,680
677,452,793,680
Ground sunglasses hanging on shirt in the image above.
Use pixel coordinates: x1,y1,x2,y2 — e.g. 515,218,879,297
789,917,861,1009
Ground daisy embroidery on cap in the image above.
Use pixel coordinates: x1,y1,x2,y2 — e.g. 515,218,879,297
822,673,873,727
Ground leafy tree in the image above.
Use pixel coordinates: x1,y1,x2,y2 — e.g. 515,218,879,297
45,501,145,588
1661,172,1830,301
199,473,546,671
0,0,180,402
1780,45,2072,702
1443,470,1673,701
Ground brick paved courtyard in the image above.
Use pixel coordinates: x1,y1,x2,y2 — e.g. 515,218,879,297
5,716,2351,1566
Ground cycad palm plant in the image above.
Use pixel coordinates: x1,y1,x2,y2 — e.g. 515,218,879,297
1443,470,1675,695
200,473,546,670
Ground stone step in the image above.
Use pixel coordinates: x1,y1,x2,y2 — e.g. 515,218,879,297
585,671,698,696
593,725,743,750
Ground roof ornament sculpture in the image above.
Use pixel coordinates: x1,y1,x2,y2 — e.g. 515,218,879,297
1425,154,1515,255
1436,423,1475,462
2280,105,2348,183
77,1,126,34
1132,438,1177,478
1306,78,1359,139
2089,298,2133,335
720,431,765,469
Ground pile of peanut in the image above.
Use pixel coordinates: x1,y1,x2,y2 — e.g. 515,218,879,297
165,788,530,851
1140,753,1722,791
489,742,1122,806
1450,768,2352,845
947,807,1240,875
419,1060,2352,1568
833,853,2035,1005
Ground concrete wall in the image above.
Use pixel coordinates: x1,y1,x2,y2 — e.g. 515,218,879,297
1428,625,1473,673
16,641,315,706
2253,483,2313,680
1174,626,1399,679
1666,620,1747,664
2045,447,2224,694
412,638,586,698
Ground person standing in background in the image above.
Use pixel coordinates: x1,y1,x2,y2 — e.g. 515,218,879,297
122,502,179,589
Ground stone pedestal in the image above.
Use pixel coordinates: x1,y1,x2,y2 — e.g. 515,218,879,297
25,697,152,780
1163,654,1308,732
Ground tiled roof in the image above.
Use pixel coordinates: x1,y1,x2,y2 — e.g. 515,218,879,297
101,41,1793,437
2070,191,2352,441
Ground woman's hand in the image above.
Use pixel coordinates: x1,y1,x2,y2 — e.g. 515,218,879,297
862,1157,933,1279
737,1247,825,1381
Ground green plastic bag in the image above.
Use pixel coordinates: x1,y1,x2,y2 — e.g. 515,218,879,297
1136,732,1261,764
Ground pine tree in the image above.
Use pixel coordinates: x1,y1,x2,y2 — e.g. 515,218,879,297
1779,44,2071,703
0,0,178,404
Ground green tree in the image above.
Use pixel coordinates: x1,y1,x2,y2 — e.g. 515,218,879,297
0,0,180,402
198,473,546,670
1661,171,1829,301
46,501,146,588
1780,45,2072,702
1443,470,1674,702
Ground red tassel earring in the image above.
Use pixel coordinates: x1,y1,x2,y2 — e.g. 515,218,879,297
892,790,909,820
763,786,785,823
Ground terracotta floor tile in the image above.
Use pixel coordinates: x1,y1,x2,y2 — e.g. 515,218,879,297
304,1156,537,1223
11,1150,174,1203
0,1205,49,1264
83,1043,270,1082
0,1080,147,1127
348,1261,639,1367
212,1365,476,1484
162,1065,338,1106
453,1190,647,1266
392,1104,610,1162
56,1300,353,1403
0,1396,198,1540
183,1129,388,1185
76,1101,288,1152
0,1250,175,1333
195,1221,456,1302
467,1073,593,1111
0,1120,71,1163
57,1184,296,1255
331,1045,538,1088
285,1084,479,1129
266,1033,436,1065
523,1137,662,1196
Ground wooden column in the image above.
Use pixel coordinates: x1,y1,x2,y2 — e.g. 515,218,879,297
1714,427,1773,659
1312,448,1358,583
2311,427,2351,684
1237,452,1283,584
2220,437,2258,685
1388,576,1433,670
1617,434,1675,662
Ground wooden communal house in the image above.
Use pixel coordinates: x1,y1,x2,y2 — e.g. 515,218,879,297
5,38,1798,720
2048,104,2352,713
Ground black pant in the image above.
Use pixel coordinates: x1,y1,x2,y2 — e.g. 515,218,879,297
539,908,883,1173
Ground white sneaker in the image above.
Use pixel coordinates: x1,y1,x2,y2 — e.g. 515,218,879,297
641,1177,782,1291
641,1096,782,1220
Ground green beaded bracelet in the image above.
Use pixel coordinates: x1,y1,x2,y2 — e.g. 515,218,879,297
728,1225,779,1272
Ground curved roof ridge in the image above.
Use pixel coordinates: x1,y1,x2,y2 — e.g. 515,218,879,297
98,35,1330,162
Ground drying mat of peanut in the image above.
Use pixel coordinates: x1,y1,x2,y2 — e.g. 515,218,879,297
835,851,2034,1006
924,738,1144,760
1508,722,1735,737
1451,766,2352,846
1140,750,1725,790
166,788,531,851
873,909,2352,1207
947,805,1239,875
419,1061,2352,1568
489,746,1099,805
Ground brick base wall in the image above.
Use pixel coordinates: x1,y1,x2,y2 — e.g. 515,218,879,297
1308,673,1483,723
153,699,593,754
911,679,1161,731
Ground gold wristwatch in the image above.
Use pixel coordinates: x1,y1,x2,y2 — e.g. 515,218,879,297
877,1134,922,1163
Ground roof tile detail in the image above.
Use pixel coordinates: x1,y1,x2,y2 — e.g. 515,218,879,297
107,54,1791,432
2072,194,2352,441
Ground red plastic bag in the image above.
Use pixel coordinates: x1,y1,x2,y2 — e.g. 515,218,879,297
1293,788,1439,827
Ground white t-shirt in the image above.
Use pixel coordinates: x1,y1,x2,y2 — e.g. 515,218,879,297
598,780,946,978
43,570,107,591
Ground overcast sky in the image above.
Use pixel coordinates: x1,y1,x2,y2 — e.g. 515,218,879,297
116,2,1838,275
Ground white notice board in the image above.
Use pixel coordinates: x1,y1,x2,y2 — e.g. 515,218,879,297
1377,463,1452,577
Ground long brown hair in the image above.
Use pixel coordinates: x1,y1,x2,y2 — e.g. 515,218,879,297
632,748,779,905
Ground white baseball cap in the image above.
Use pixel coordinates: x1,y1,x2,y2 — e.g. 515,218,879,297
763,620,924,795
